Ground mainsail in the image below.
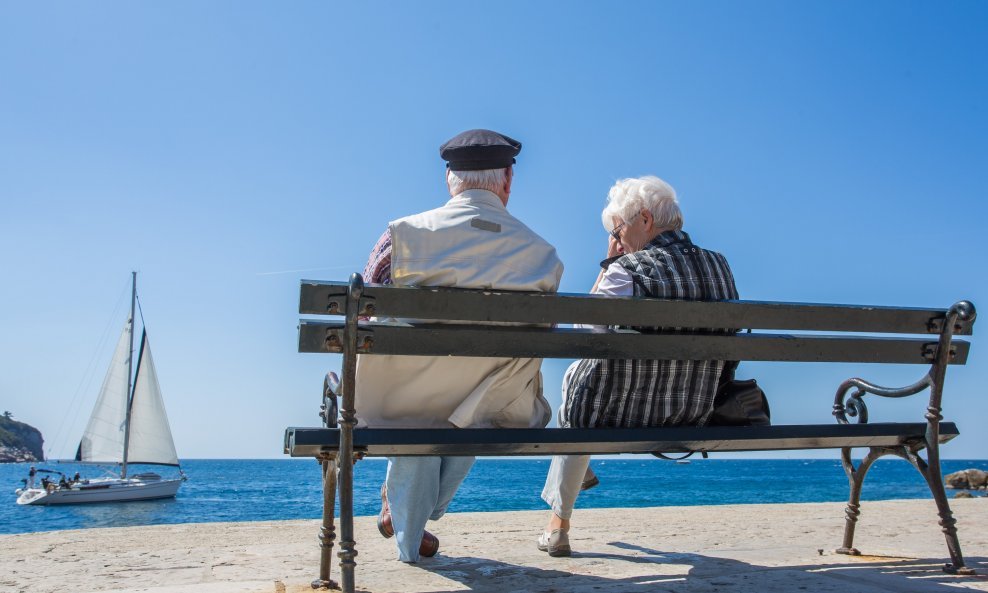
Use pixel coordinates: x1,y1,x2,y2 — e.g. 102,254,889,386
76,319,132,463
126,331,179,466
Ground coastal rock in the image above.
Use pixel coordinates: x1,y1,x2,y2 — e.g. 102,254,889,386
945,469,988,490
0,414,44,463
955,491,974,499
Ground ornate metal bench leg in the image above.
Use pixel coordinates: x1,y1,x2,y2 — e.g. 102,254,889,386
904,445,975,575
917,301,977,574
337,273,363,593
312,456,340,590
338,452,357,593
836,446,883,556
829,301,976,574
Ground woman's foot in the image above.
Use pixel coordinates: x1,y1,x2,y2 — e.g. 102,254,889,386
581,467,600,491
537,529,571,557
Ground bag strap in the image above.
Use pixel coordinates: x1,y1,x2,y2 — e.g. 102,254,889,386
719,359,739,389
717,330,753,389
651,450,709,461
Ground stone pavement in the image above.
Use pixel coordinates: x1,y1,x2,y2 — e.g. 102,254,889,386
2,499,987,593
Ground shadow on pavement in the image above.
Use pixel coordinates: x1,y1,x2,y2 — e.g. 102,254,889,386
412,542,988,593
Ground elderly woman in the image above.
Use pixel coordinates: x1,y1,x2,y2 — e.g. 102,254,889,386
537,176,739,557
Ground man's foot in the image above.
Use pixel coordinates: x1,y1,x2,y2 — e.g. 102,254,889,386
378,484,441,557
537,529,571,557
419,531,440,558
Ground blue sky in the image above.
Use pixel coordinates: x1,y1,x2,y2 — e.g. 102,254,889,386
1,1,985,459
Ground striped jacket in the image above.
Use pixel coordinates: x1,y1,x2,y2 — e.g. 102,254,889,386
562,230,739,428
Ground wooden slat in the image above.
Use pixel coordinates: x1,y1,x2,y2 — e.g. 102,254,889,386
298,321,970,365
285,423,959,457
300,280,973,335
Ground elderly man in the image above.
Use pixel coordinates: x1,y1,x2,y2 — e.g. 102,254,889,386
538,175,738,557
355,129,563,563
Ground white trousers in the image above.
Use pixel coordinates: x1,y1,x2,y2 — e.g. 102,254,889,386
540,361,589,520
541,452,590,520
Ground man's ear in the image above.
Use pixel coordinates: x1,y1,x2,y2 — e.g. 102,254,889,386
504,166,513,193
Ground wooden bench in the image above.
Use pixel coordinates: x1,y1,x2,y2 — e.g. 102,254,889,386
285,273,977,591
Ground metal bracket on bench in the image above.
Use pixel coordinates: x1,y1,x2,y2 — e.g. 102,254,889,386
927,312,976,335
324,294,346,316
323,327,374,354
318,294,376,317
358,295,377,317
922,343,956,362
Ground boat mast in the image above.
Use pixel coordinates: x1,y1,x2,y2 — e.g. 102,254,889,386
120,271,137,479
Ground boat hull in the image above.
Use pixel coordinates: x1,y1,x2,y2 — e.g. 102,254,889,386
16,477,182,505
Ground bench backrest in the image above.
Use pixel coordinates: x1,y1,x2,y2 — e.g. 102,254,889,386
298,277,974,367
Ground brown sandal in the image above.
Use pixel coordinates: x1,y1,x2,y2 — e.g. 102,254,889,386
378,483,440,557
419,531,440,558
377,484,394,538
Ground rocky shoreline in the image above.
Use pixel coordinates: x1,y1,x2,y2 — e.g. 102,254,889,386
946,468,988,490
0,414,44,463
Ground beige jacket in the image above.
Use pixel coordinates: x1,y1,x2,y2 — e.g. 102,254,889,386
354,189,563,429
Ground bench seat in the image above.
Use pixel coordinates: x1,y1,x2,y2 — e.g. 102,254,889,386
285,422,958,457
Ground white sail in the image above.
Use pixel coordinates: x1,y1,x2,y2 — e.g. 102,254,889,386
76,320,132,463
126,333,179,466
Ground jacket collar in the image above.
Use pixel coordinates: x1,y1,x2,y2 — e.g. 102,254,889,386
645,229,692,250
448,189,506,211
600,230,692,270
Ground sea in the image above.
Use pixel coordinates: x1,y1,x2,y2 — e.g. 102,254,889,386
2,458,986,536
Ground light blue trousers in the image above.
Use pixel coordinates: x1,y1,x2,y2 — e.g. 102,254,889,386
385,455,476,562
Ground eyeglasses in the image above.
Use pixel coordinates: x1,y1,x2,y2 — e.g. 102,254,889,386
609,221,627,242
610,212,649,242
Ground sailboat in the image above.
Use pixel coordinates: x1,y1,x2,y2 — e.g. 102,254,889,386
16,273,185,505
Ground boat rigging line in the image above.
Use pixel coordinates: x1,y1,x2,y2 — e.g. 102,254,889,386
45,277,132,461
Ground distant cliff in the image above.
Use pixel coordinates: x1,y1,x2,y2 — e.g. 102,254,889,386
0,414,45,462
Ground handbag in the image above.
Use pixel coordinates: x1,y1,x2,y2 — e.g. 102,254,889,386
710,360,771,426
652,361,771,460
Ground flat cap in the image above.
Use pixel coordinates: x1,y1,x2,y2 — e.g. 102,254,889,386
439,129,521,171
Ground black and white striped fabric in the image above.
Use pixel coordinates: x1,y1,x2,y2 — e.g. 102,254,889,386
562,230,739,429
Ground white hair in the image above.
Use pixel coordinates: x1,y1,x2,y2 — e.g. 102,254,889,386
446,167,509,196
601,175,683,232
